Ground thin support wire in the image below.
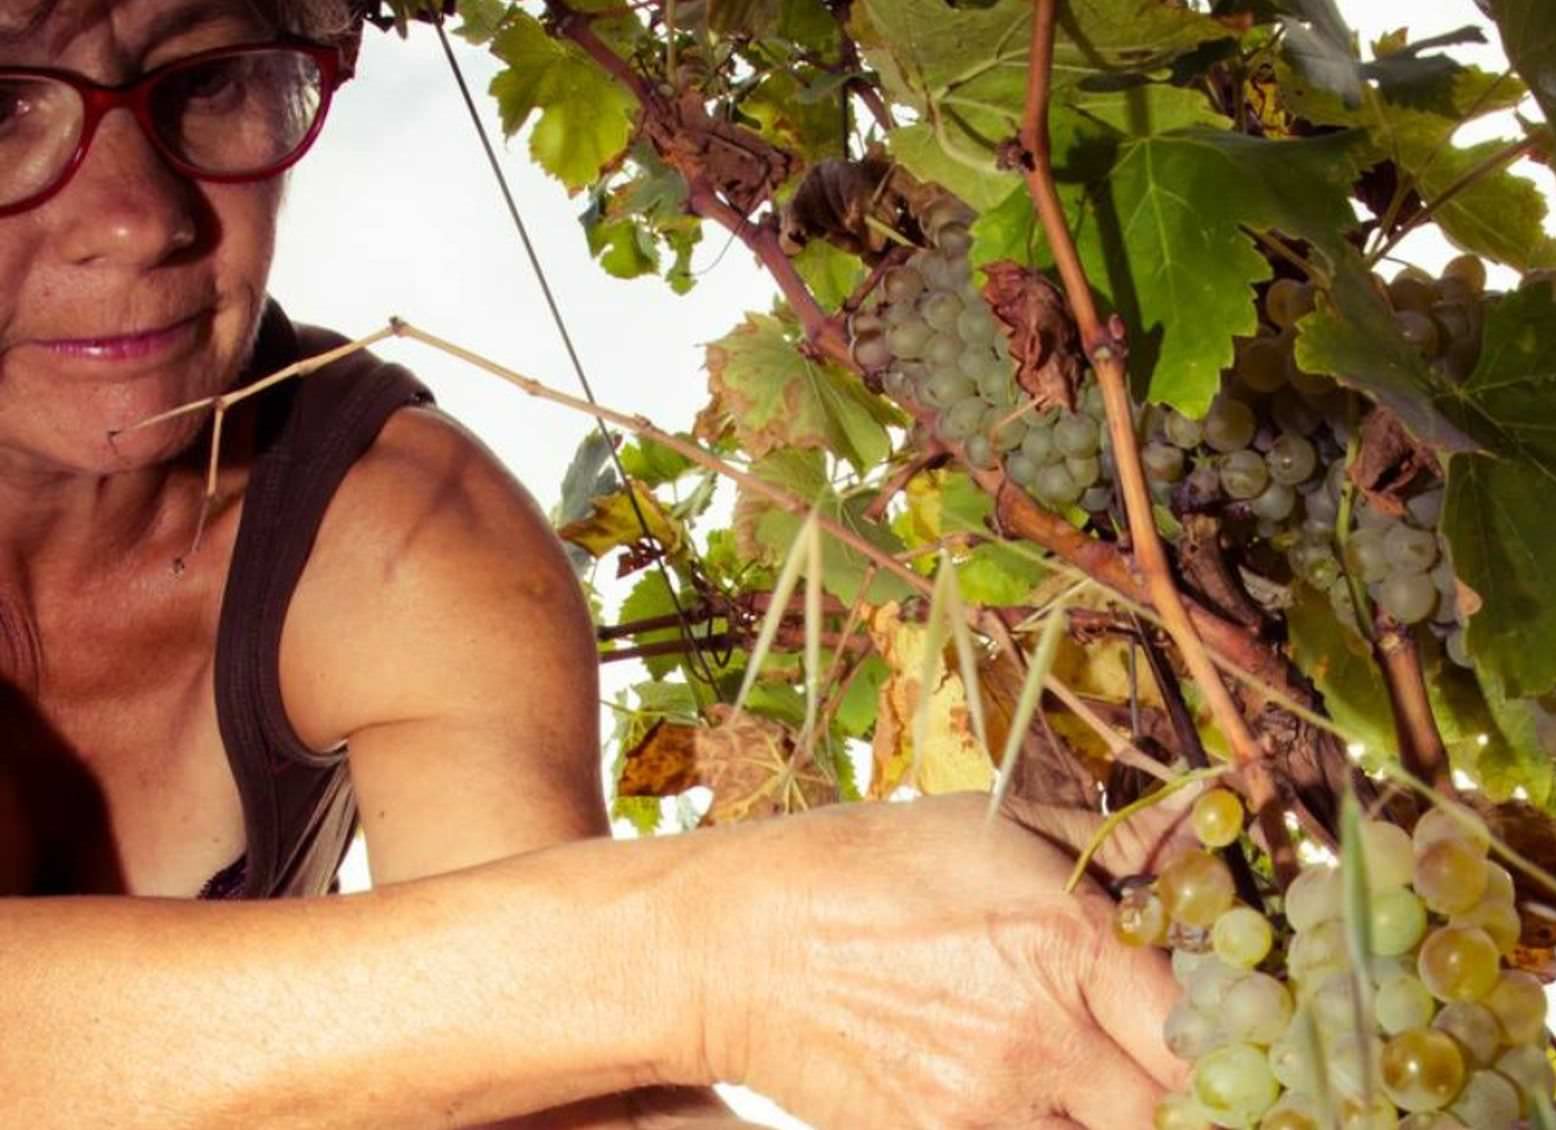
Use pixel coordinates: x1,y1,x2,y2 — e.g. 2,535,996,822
431,18,722,692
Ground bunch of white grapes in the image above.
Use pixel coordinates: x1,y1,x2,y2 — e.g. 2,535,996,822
1136,257,1488,663
1116,788,1553,1128
848,201,1119,515
848,198,1485,661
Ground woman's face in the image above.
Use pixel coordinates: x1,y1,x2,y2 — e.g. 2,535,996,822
0,0,286,480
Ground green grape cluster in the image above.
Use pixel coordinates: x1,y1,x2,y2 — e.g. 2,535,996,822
1139,258,1489,666
847,202,1117,515
1119,791,1552,1129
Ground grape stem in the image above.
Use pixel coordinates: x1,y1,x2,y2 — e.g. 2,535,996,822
1017,0,1297,886
1373,619,1455,798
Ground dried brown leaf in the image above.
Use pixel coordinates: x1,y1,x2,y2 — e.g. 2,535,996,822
980,261,1084,412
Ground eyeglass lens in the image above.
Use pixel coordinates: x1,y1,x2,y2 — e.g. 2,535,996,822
0,48,325,210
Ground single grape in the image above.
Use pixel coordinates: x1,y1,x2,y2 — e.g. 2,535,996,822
1114,884,1168,946
925,332,962,368
1259,1102,1320,1130
852,329,893,369
982,406,1027,452
1165,997,1226,1059
1080,485,1113,512
956,306,995,344
1159,850,1238,929
1309,969,1362,1033
1267,434,1318,485
1221,970,1291,1043
1193,1043,1280,1125
975,361,1014,402
1323,1029,1383,1101
963,433,996,469
1398,1115,1467,1130
1381,1027,1467,1112
1385,524,1440,573
1267,278,1316,328
1407,488,1445,528
1418,925,1500,1003
935,221,972,257
1376,973,1437,1035
1442,254,1487,294
1204,397,1258,452
1435,274,1479,307
1447,1068,1520,1128
1164,410,1203,449
1413,806,1490,857
1494,1044,1555,1109
1221,450,1271,500
1005,451,1039,486
1035,462,1082,507
883,265,925,304
1081,381,1106,419
1066,455,1101,487
1396,310,1444,357
1303,483,1339,526
1445,628,1472,668
1432,1000,1500,1068
850,309,885,337
1238,335,1291,392
1285,864,1342,931
1154,1093,1215,1130
1378,572,1438,623
886,317,933,359
1452,899,1521,955
1344,528,1392,584
1415,838,1489,914
1143,441,1187,482
1370,887,1429,956
1360,820,1416,889
1288,919,1347,984
937,396,986,441
1055,413,1101,457
1192,788,1245,848
1390,273,1437,315
921,197,972,239
1214,907,1275,969
959,347,991,380
924,369,976,408
1252,481,1297,521
1483,970,1547,1044
1021,424,1061,466
921,290,964,333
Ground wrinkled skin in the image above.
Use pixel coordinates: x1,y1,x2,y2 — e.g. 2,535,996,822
690,793,1193,1130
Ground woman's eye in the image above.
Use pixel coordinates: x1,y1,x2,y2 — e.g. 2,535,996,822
171,61,244,107
0,88,30,130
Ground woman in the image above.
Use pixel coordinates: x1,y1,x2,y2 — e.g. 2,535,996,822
0,1,1186,1126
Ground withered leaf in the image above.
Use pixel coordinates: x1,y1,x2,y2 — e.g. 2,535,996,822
980,260,1084,412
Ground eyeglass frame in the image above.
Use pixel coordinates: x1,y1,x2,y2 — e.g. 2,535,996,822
0,38,345,219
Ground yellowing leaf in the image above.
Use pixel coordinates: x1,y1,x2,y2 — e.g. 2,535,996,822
557,479,685,559
867,602,994,797
702,313,896,472
615,705,836,824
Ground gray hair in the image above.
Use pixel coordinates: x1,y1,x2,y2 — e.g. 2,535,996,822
245,0,355,39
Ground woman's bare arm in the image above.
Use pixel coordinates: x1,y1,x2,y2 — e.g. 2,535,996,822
0,831,711,1130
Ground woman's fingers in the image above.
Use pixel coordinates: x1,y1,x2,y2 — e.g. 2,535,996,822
1052,1023,1169,1129
1079,926,1191,1092
998,795,1200,884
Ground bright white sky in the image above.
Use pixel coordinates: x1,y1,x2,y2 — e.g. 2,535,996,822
267,4,1552,1125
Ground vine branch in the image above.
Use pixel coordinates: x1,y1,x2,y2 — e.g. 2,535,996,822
1019,0,1296,884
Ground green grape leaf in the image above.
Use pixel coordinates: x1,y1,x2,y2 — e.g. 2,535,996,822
1439,285,1556,699
1286,582,1395,761
455,0,513,44
619,436,695,485
735,450,913,605
553,429,618,529
610,796,664,835
489,11,639,190
1475,673,1556,809
955,541,1048,607
1294,255,1478,452
704,313,895,472
583,213,659,280
777,0,841,54
1486,0,1556,126
1070,128,1365,414
886,123,1020,213
791,239,866,312
1278,60,1555,270
743,68,847,164
834,654,890,739
617,572,723,680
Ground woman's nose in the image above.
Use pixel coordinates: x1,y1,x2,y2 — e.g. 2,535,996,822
53,109,199,268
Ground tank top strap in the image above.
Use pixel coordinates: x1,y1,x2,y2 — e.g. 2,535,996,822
213,300,433,898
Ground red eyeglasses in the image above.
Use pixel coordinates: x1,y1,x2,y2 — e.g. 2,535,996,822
0,39,343,217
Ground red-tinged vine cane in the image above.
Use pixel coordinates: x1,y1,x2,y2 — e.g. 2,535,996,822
1018,0,1298,885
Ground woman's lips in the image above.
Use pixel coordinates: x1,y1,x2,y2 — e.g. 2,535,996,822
39,312,206,362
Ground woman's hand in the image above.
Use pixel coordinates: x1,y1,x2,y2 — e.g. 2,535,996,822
690,793,1189,1130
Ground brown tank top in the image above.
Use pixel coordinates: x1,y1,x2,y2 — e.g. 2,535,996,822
200,301,432,900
